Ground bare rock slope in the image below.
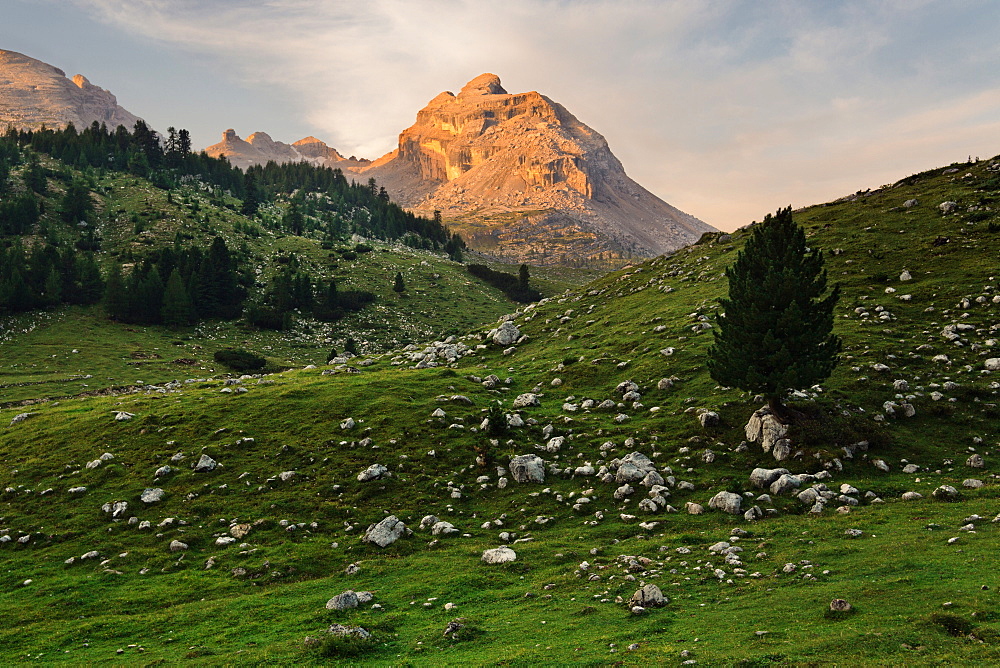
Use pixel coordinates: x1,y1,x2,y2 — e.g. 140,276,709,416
359,74,715,265
0,50,143,132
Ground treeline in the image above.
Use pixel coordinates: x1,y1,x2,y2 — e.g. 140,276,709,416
250,161,466,253
466,263,541,303
246,253,376,330
0,241,104,314
5,122,465,252
5,122,245,194
104,236,245,326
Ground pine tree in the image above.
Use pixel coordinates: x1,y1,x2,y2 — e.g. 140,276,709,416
393,271,406,293
161,267,193,327
707,207,841,419
103,264,128,320
241,172,261,217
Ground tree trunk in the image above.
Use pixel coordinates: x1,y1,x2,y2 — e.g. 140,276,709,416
766,396,788,423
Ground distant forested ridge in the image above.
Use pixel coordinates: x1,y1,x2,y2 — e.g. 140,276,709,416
0,121,465,322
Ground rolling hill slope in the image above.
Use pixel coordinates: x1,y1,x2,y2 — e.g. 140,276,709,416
0,155,999,664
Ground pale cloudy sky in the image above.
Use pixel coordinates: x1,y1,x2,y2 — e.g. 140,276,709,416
3,0,1000,231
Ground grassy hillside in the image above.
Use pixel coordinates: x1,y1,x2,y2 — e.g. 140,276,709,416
1,159,590,405
1,155,999,665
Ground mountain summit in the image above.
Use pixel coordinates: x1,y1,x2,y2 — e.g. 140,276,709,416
206,74,713,266
0,50,144,131
359,74,715,264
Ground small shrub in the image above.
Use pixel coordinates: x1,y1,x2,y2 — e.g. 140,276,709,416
868,272,891,284
213,348,266,372
965,210,993,223
734,655,789,668
930,612,974,637
315,633,376,658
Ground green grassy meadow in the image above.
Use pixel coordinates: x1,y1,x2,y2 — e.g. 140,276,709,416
1,155,1000,664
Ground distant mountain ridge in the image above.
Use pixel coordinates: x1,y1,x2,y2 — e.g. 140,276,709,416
209,74,714,265
0,49,713,265
205,129,370,171
0,49,144,131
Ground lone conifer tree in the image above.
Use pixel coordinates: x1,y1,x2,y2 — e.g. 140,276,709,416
708,207,841,419
393,271,406,293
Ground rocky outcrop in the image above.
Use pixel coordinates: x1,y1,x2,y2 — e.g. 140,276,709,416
204,129,371,171
0,50,144,132
359,74,714,265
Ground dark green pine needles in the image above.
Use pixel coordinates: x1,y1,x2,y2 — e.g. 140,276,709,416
708,206,841,416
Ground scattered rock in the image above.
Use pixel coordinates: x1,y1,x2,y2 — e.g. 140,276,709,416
491,321,521,346
629,584,667,608
9,412,35,426
512,393,540,408
698,411,719,428
482,547,517,564
932,485,960,501
707,491,742,515
192,454,217,472
362,515,407,547
769,474,801,496
749,468,789,489
357,464,388,482
140,488,164,504
326,590,360,610
509,454,546,483
830,599,852,612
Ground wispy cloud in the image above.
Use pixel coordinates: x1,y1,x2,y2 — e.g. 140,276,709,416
63,0,1000,229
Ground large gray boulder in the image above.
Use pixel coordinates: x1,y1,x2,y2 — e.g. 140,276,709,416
629,584,667,608
482,547,517,564
770,474,802,496
509,455,546,483
708,491,742,515
615,452,656,483
362,515,408,547
492,321,521,346
749,467,789,490
615,462,646,484
357,463,388,482
512,393,540,408
140,488,165,504
745,408,789,458
431,521,459,536
326,590,360,610
192,454,217,472
932,485,959,501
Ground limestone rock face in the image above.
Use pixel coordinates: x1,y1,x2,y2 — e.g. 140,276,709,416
204,129,371,171
360,74,714,265
0,50,144,132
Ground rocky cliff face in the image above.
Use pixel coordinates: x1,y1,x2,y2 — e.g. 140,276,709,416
205,129,370,171
0,50,144,132
359,74,715,265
